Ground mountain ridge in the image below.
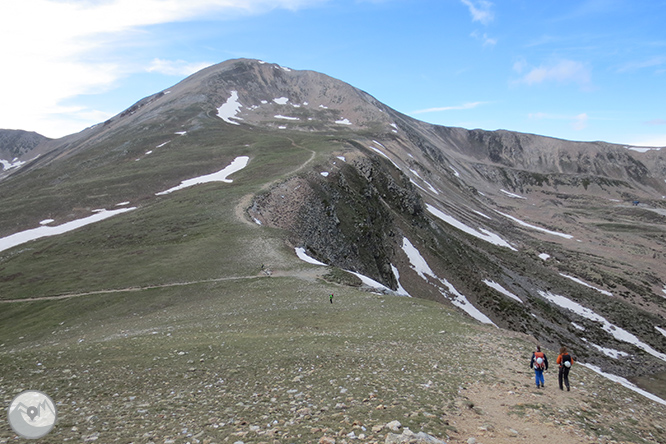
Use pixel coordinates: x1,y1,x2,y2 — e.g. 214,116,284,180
1,58,665,399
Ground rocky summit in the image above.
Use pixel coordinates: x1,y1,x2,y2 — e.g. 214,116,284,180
0,59,665,443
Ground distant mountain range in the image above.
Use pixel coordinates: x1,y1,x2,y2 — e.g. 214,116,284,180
1,58,665,392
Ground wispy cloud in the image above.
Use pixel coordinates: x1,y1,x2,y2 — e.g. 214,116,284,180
460,0,494,25
646,119,666,126
617,56,666,73
515,59,592,90
412,102,487,114
147,59,213,76
471,30,497,47
0,0,324,137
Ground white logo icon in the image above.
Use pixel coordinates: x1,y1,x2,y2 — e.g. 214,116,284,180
7,390,57,439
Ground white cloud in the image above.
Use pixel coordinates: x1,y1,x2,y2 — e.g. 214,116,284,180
147,59,214,76
516,59,592,89
412,101,487,114
572,113,588,131
460,0,494,25
0,0,324,137
470,30,497,47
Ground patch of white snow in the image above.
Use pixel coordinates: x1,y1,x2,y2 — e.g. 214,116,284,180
156,156,249,195
0,208,136,253
295,247,328,266
274,115,300,120
217,91,243,125
427,204,517,251
39,219,54,225
273,97,289,105
539,290,666,362
390,265,411,297
580,363,666,406
320,172,329,177
656,326,666,338
589,342,630,359
336,156,346,162
483,280,522,303
496,211,573,239
560,273,613,296
335,118,352,125
539,253,551,260
500,189,526,199
402,237,496,326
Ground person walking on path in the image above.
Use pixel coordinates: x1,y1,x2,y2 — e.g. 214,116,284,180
329,293,334,304
557,346,574,391
530,345,549,388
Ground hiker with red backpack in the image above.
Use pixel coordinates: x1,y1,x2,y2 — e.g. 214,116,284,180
556,346,574,391
530,345,549,388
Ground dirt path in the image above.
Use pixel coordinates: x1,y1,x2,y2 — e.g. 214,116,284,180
449,372,592,443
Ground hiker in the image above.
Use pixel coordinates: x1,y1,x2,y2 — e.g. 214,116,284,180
556,346,574,391
329,293,334,304
530,345,549,388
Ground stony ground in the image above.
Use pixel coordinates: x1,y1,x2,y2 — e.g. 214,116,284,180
1,272,665,444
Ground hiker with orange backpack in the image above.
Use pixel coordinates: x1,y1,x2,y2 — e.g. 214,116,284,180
556,346,574,391
530,345,549,388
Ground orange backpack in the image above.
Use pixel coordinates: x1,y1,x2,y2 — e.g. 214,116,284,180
534,351,546,370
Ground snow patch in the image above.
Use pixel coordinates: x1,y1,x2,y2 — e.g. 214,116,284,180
560,273,613,296
390,264,411,297
116,202,130,207
39,219,55,225
274,115,300,121
409,169,439,195
156,156,249,195
320,172,329,177
483,280,522,303
496,211,573,239
571,322,585,331
539,290,666,362
273,97,289,105
175,131,187,136
580,363,666,406
336,156,346,162
335,118,352,125
1,158,26,171
450,166,460,177
295,247,328,266
0,207,136,253
427,204,517,251
538,253,551,260
624,146,662,153
156,141,170,148
217,91,243,125
656,326,666,338
589,342,629,359
347,271,391,292
500,189,526,199
402,237,496,326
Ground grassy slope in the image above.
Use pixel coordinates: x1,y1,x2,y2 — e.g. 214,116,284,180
1,126,666,442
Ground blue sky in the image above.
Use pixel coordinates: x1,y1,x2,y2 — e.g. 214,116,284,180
1,0,665,146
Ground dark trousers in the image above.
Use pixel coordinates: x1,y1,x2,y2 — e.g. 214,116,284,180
558,366,570,390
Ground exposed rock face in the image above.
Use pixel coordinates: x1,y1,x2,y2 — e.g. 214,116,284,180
0,129,50,170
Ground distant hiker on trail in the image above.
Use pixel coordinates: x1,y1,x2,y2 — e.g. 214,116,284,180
329,293,334,304
530,345,549,388
557,346,574,391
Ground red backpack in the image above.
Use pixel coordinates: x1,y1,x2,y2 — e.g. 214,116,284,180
534,351,546,370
